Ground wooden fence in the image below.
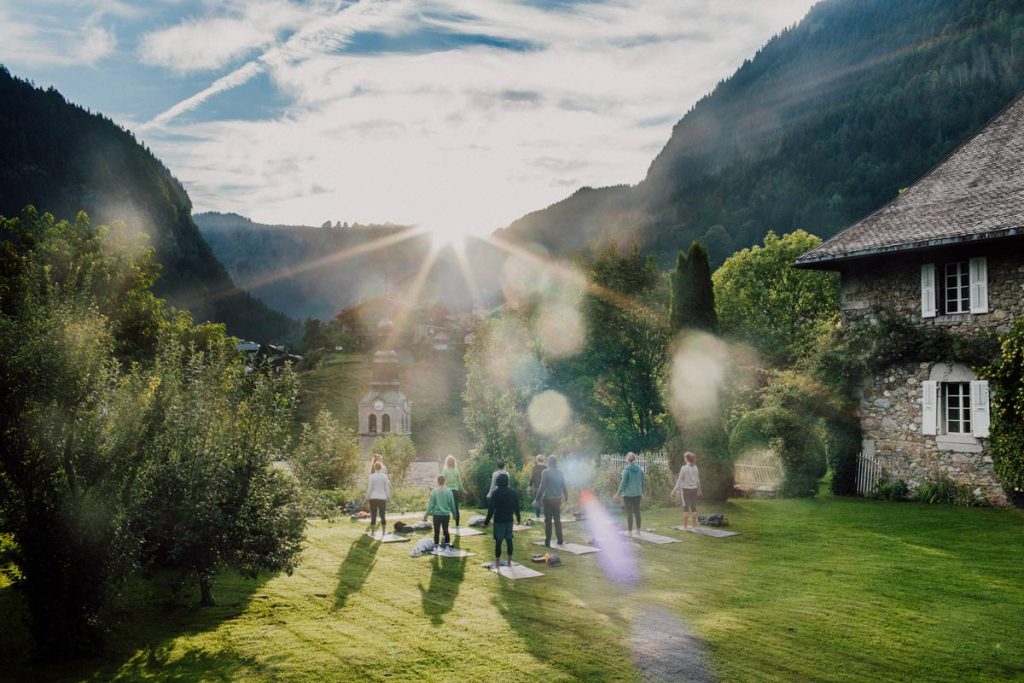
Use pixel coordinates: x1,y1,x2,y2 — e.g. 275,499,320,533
856,451,881,496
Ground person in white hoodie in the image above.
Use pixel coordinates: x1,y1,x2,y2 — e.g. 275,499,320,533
670,451,702,530
366,460,392,537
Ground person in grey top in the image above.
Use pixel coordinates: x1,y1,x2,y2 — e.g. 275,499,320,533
533,455,568,547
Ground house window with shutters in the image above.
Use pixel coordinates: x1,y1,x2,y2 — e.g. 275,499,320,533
921,257,987,318
921,364,989,449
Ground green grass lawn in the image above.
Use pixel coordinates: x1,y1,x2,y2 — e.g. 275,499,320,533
1,497,1022,682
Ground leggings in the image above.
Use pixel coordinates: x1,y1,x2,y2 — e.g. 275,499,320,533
495,537,513,559
543,499,563,545
369,499,387,530
432,515,451,546
451,490,461,527
623,496,641,532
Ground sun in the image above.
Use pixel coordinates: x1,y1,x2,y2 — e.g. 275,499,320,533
423,219,480,251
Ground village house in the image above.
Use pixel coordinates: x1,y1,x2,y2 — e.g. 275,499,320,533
795,93,1024,505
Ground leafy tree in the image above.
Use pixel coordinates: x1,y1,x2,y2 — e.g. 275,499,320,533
981,320,1024,497
292,409,361,490
370,434,417,487
137,339,306,606
713,230,839,365
729,406,826,498
670,241,717,333
575,243,669,451
0,210,165,655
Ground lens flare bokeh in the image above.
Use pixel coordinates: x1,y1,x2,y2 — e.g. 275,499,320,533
580,490,640,587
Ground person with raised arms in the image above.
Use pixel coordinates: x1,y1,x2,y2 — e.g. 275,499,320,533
533,455,568,548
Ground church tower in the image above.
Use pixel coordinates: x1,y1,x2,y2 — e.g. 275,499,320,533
357,305,411,455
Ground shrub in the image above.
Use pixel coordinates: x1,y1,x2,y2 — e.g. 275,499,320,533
644,463,674,507
730,406,826,498
370,434,417,486
292,410,361,490
826,412,862,496
872,478,909,501
981,320,1024,495
913,473,983,507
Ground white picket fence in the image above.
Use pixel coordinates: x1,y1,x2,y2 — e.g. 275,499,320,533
734,457,782,490
856,451,881,496
597,451,668,473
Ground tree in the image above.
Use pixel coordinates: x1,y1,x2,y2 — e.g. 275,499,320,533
981,320,1024,497
292,409,361,490
0,209,165,655
670,241,717,333
713,230,839,365
137,339,306,606
371,434,417,486
575,243,669,451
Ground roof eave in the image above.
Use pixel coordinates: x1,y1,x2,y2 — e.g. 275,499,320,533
793,226,1024,270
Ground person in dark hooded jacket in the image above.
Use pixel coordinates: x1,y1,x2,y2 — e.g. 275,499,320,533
614,452,644,535
483,473,521,568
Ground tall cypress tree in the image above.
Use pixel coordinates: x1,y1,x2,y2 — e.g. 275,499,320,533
686,240,718,333
670,241,718,333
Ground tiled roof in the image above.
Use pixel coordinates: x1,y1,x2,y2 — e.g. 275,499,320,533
795,92,1024,267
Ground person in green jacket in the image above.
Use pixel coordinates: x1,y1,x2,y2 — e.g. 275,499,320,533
423,474,456,549
613,452,644,535
441,455,464,528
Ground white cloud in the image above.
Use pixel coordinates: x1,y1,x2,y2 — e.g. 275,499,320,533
0,6,116,66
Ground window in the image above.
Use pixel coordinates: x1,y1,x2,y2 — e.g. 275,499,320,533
368,414,377,433
942,262,969,314
382,414,391,432
921,377,989,438
942,382,971,434
921,258,987,317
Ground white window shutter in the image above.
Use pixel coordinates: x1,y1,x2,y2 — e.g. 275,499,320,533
921,263,936,318
969,257,988,313
921,381,937,435
971,380,990,438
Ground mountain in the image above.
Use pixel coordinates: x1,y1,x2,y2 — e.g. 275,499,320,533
500,0,1024,267
0,67,295,341
195,212,506,321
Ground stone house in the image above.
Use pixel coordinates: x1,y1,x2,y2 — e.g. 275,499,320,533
795,93,1024,505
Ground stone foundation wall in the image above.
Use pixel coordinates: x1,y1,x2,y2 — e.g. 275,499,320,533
859,362,1006,505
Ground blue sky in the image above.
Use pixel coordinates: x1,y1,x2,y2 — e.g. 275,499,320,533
0,0,818,239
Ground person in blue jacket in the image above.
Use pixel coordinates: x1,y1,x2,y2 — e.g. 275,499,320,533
614,452,644,535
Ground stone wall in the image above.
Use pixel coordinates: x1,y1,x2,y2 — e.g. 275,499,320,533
837,242,1024,505
858,362,1006,505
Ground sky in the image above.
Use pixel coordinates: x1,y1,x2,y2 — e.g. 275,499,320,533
0,0,819,240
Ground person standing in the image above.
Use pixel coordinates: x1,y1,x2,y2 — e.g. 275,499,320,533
529,454,547,519
483,472,521,568
365,460,392,537
614,452,644,536
671,451,702,530
369,453,387,475
424,474,456,549
486,460,508,500
533,455,568,547
441,455,464,528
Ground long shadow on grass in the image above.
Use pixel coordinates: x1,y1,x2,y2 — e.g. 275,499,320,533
334,533,380,610
2,569,274,681
417,541,467,626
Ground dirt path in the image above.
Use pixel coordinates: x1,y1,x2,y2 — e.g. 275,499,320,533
631,606,715,682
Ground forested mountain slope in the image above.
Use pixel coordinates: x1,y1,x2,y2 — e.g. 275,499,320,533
0,67,295,340
500,0,1024,266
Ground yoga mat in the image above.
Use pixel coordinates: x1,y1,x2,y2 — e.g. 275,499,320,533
366,532,410,543
621,530,680,544
512,524,531,532
528,514,577,524
485,562,544,579
451,527,484,537
532,541,600,555
673,526,740,538
430,547,475,558
355,511,424,523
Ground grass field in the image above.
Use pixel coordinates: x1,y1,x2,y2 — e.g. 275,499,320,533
2,497,1022,682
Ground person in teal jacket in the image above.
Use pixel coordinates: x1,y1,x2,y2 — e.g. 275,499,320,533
424,475,456,548
613,452,644,535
